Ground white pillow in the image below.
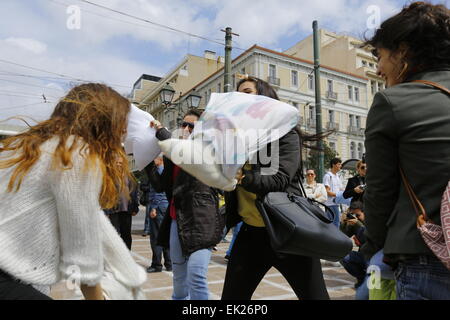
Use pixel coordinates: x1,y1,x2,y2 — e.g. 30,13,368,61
158,138,237,191
123,104,161,171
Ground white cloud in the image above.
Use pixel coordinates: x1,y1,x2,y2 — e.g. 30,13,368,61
212,0,400,49
4,37,48,54
0,0,407,125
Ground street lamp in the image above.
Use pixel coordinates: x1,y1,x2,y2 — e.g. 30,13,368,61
159,84,202,129
159,82,176,106
185,90,202,109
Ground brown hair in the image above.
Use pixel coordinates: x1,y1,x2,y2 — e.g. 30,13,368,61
0,83,131,208
356,160,364,170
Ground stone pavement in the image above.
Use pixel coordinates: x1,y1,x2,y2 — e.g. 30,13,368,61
50,234,357,300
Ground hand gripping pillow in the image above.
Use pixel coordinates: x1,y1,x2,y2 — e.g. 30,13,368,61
158,138,237,191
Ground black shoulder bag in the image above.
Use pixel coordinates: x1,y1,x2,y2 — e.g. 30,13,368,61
255,167,353,262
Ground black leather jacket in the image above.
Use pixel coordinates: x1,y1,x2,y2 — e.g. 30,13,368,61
144,128,225,255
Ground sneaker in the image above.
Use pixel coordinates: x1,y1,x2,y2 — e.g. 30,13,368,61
224,255,230,260
146,266,162,273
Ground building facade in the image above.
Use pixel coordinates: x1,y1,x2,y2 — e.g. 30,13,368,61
179,45,369,161
131,51,224,129
284,29,385,107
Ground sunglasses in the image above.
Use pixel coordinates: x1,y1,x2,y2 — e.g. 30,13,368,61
181,122,195,129
360,166,366,170
306,173,315,176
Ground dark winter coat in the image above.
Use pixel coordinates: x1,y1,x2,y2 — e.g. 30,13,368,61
361,68,450,260
144,128,225,255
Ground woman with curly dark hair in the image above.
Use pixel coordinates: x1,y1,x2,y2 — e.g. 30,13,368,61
361,2,450,299
221,75,330,300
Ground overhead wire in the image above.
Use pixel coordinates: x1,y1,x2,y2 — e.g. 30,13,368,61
0,59,132,89
75,0,247,51
0,101,54,111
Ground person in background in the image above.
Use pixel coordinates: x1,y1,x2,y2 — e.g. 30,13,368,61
224,221,243,261
104,157,140,250
304,168,327,203
339,201,367,296
146,155,171,273
323,158,344,228
362,1,450,299
343,161,366,205
0,83,146,300
140,181,151,237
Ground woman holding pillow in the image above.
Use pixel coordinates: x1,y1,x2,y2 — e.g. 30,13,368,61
221,76,330,300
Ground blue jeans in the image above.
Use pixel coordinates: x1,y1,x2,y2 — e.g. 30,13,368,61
226,222,243,257
144,206,151,234
394,255,450,300
328,205,341,228
169,220,212,300
355,276,369,300
340,251,367,284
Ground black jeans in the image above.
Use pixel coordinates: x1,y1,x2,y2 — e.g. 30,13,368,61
108,212,132,250
149,206,171,269
221,223,330,300
0,270,52,300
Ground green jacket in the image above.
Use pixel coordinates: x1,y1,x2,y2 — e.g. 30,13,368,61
362,68,450,259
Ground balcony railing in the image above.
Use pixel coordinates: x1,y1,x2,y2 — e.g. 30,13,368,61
348,126,365,136
307,118,317,128
267,76,280,86
326,91,338,100
326,122,339,131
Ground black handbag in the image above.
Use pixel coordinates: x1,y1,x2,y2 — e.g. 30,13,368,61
255,174,353,261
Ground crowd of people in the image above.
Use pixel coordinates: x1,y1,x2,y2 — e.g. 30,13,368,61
0,1,449,300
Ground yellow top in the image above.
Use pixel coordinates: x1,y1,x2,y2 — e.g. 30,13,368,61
237,164,265,227
218,194,225,208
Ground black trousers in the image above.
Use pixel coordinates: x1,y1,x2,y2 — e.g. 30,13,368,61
108,212,132,250
0,270,52,300
221,223,330,300
149,207,171,269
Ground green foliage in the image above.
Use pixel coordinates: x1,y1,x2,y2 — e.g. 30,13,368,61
305,142,338,182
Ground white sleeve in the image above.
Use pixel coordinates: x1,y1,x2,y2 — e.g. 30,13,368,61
316,184,328,203
323,173,331,187
50,153,103,286
99,212,147,288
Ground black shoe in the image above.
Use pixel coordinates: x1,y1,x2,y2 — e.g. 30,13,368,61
165,266,172,272
224,255,230,260
146,266,162,273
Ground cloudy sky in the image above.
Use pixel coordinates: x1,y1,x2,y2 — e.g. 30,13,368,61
0,0,446,125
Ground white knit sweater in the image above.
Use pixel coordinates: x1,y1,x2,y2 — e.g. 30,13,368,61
0,136,146,291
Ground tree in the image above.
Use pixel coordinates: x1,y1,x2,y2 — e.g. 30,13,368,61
305,142,338,182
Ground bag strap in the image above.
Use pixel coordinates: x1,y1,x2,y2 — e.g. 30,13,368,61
399,167,428,221
411,80,450,95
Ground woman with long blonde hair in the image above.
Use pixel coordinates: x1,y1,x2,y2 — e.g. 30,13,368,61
0,83,146,300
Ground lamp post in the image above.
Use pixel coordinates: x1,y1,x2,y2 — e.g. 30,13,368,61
159,83,202,130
